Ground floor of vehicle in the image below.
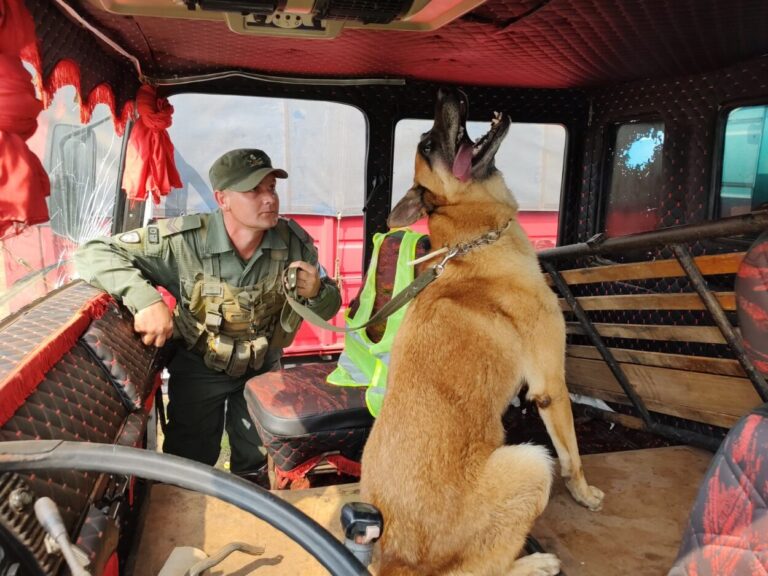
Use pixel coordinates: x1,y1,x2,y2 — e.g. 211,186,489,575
131,446,711,575
532,445,712,576
131,481,363,575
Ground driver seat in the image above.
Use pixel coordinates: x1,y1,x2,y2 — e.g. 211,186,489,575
244,230,430,489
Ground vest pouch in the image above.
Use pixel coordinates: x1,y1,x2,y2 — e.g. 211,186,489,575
203,333,234,373
250,336,269,371
221,302,251,333
226,340,252,377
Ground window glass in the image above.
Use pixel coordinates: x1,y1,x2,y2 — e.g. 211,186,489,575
604,122,665,236
718,105,768,217
0,82,120,320
155,94,366,218
392,119,565,249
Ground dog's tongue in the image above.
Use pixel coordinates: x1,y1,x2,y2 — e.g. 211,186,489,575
452,142,473,182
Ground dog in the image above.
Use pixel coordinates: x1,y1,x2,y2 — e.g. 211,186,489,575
360,88,604,576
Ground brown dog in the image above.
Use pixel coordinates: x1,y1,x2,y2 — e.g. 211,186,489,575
360,88,604,576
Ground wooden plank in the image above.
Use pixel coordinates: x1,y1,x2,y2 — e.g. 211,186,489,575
566,344,746,377
565,357,762,427
546,251,744,286
566,322,728,344
568,383,741,428
559,292,735,311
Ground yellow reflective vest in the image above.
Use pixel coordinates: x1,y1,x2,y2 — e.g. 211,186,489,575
326,229,425,416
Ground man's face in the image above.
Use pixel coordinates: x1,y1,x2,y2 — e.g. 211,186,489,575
221,173,280,232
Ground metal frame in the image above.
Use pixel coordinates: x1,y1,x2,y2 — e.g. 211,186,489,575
539,210,768,449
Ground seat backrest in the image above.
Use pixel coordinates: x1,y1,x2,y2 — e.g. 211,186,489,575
668,403,768,575
347,230,431,343
0,282,164,575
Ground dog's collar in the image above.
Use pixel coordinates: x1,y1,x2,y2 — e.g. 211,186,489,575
410,218,513,273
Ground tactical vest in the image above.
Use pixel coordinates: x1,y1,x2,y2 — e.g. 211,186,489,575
174,219,301,377
326,229,425,416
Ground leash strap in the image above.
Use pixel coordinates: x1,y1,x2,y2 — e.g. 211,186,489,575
282,266,439,333
282,219,512,334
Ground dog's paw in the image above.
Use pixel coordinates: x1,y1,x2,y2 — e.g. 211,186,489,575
509,553,561,576
568,481,605,511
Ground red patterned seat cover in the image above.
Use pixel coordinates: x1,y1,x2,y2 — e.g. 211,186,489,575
736,230,768,375
668,404,768,575
669,235,768,574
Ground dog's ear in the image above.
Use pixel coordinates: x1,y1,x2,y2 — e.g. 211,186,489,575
388,185,431,227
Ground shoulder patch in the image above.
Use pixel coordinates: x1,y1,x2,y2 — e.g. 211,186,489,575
158,214,203,237
118,231,141,244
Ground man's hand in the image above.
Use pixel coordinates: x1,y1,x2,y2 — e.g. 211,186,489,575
134,300,174,347
287,261,322,299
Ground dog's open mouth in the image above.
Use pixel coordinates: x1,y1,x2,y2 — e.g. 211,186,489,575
453,111,509,181
441,88,510,182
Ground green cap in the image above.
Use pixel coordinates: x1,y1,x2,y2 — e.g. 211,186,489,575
209,149,288,192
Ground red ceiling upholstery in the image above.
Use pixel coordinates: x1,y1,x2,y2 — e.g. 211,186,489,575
75,0,768,88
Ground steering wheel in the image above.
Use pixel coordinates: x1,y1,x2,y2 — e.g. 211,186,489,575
0,440,370,576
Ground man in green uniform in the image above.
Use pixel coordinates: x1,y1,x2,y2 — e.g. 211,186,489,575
75,148,342,485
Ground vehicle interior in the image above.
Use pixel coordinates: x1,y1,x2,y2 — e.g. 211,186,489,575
0,0,767,574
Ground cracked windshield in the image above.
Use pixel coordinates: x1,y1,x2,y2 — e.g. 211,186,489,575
0,81,121,321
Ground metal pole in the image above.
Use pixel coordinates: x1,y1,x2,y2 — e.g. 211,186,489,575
671,244,768,402
539,210,768,261
542,261,653,425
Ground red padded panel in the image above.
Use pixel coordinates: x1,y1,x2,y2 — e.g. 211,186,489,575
71,0,768,88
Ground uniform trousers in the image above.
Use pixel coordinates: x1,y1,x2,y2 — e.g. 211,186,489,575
163,346,275,474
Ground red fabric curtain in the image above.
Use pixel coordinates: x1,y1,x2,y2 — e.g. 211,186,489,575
0,0,50,238
0,0,36,55
121,85,181,204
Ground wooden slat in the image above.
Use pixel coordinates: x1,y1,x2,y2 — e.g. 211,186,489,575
566,322,728,344
569,383,742,428
567,344,746,377
559,292,735,312
546,252,744,286
565,357,762,428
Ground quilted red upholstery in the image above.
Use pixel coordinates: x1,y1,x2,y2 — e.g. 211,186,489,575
0,286,163,574
68,0,768,89
81,301,166,411
736,231,768,375
246,363,372,472
669,404,768,575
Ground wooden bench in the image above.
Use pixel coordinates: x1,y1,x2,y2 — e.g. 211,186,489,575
539,211,768,446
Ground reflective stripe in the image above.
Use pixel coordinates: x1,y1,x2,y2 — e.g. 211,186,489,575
327,229,424,416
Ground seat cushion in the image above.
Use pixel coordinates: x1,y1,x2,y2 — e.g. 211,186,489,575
245,363,372,437
245,363,373,473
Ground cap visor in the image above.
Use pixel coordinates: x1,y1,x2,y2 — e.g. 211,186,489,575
226,168,289,192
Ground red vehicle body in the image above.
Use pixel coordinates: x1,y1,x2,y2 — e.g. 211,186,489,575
283,212,558,356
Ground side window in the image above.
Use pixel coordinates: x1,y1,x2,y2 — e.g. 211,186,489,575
718,105,768,218
160,94,366,218
603,121,665,237
0,81,120,320
392,120,566,250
